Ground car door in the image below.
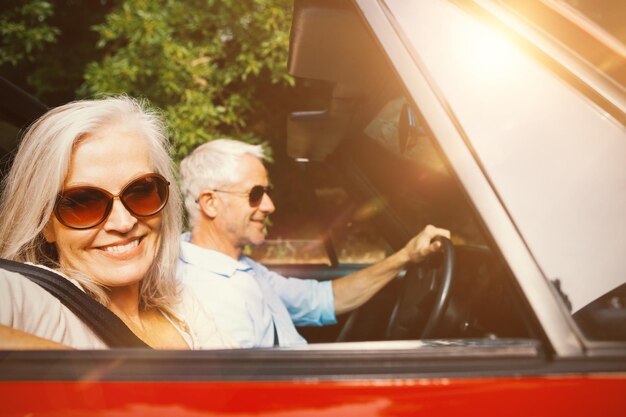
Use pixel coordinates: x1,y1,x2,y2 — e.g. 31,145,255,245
2,1,626,415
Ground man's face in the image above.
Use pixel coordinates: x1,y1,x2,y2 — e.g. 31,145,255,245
213,154,275,252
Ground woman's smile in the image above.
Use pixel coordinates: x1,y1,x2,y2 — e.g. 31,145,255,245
44,128,163,289
96,236,143,257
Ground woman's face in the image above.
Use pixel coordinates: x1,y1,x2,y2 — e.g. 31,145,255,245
44,127,163,288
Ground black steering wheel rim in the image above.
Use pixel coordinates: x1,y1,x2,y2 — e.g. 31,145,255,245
386,236,455,340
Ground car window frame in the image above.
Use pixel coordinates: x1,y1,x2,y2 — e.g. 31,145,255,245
354,0,626,357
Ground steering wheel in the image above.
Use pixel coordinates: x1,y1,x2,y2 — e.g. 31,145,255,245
385,236,455,339
335,236,454,342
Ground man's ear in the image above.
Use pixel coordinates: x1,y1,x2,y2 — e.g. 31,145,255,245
42,221,56,243
198,192,218,219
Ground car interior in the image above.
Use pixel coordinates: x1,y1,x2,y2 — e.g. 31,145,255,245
266,0,539,346
3,0,622,351
0,77,48,179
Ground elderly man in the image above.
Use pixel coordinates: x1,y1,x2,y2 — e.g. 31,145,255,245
177,139,450,347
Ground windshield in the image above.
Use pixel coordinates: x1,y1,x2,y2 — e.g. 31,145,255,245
363,96,486,246
382,0,626,337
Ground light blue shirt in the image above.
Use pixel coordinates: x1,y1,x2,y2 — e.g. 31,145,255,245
177,233,336,348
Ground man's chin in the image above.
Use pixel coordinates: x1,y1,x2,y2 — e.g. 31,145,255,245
248,234,267,247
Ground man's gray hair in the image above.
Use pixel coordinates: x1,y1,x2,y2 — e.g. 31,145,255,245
180,139,267,227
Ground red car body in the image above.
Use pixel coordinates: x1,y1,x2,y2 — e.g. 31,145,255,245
3,377,626,417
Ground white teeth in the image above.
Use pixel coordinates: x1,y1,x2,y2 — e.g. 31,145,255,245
102,240,139,253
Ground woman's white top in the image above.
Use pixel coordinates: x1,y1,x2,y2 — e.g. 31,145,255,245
0,265,237,349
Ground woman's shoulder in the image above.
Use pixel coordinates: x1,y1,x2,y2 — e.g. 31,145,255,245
0,266,107,349
0,266,64,311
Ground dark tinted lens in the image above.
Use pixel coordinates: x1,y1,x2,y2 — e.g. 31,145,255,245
248,185,266,206
121,175,169,216
56,188,111,228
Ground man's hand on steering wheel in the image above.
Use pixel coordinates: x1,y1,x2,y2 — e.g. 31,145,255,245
401,225,451,264
333,224,451,342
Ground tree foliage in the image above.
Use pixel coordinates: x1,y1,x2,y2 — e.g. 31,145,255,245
0,0,59,67
0,0,118,105
0,0,315,234
81,0,294,159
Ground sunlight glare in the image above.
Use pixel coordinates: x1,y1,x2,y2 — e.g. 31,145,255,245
458,21,524,84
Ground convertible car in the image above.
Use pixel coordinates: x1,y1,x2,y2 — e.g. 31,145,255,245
1,0,625,415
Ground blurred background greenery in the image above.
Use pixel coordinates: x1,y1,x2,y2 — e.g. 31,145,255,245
1,0,299,156
0,0,332,237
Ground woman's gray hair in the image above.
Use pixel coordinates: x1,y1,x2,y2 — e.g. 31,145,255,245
0,96,182,311
179,139,267,227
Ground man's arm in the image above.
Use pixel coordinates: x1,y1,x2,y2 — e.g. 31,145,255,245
332,225,450,315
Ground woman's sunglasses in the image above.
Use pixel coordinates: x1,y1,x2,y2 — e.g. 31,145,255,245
54,173,170,230
212,185,270,207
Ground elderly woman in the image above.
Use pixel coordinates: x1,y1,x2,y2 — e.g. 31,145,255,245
0,96,236,349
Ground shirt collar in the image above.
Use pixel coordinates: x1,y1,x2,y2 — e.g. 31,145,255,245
179,232,252,277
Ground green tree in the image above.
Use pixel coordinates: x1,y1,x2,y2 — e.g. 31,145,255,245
81,0,294,159
0,0,59,67
0,0,118,105
1,0,317,234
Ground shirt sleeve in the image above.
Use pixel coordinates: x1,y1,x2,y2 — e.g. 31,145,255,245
244,259,337,327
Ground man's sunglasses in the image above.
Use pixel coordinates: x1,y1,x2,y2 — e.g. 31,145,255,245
212,185,270,207
54,173,170,230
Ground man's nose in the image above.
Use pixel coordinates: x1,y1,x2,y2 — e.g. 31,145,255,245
259,192,275,214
